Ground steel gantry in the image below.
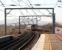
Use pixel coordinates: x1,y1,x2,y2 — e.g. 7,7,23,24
5,8,55,35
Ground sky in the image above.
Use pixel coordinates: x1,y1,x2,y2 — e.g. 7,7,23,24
0,0,62,25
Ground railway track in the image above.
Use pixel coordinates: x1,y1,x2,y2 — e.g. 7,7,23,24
22,31,40,50
0,32,35,50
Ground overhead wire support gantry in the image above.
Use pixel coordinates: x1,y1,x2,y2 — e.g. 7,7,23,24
4,8,55,35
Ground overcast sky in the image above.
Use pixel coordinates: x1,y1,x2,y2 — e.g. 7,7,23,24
0,0,62,25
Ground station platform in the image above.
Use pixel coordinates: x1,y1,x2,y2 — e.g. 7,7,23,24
31,34,62,50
